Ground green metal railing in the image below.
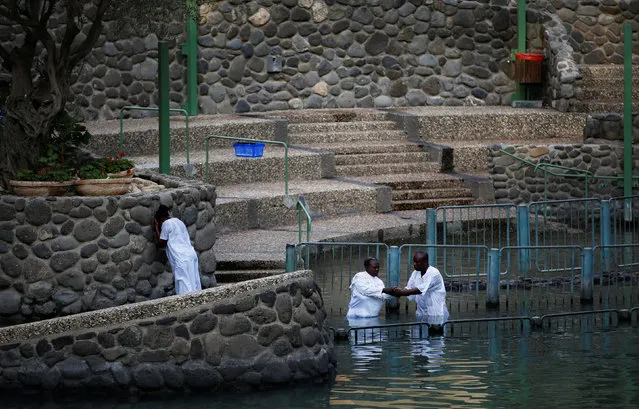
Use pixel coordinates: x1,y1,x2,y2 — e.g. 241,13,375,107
204,136,289,196
297,197,311,244
118,106,191,165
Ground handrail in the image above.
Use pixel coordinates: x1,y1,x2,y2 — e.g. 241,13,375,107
500,149,639,200
204,135,289,196
297,199,311,244
119,106,191,164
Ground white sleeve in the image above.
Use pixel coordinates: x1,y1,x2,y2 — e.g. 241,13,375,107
160,220,171,241
352,275,385,299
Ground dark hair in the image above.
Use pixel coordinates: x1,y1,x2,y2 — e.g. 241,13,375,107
413,251,429,264
155,205,170,222
364,257,378,268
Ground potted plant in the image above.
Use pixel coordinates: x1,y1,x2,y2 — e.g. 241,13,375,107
74,158,135,196
9,167,74,196
102,152,135,178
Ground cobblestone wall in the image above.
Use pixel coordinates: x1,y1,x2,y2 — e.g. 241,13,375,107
584,112,639,142
0,173,217,325
546,0,639,64
489,144,639,203
0,271,334,396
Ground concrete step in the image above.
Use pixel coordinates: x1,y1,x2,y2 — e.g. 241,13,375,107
305,142,424,155
335,162,441,177
417,110,586,141
392,197,475,211
572,101,639,113
290,130,407,144
288,120,399,134
367,175,465,191
392,187,473,201
86,114,282,157
214,179,391,233
335,152,430,166
265,108,390,123
581,83,639,101
215,269,285,283
128,147,333,186
578,64,639,78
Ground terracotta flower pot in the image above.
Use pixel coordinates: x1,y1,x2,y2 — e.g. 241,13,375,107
107,168,135,178
74,178,134,196
9,180,74,196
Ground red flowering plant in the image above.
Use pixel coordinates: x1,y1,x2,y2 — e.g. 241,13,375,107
101,152,135,176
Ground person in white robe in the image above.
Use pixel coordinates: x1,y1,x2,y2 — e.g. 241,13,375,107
154,205,202,295
346,257,399,319
400,251,449,325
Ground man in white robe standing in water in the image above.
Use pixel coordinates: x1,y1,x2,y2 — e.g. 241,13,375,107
400,251,449,325
154,205,202,295
347,257,400,320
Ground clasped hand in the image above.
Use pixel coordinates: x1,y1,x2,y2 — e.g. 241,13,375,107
384,286,405,297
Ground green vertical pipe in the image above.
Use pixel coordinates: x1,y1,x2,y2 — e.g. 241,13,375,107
184,0,198,116
580,248,593,304
513,0,527,102
386,245,400,313
426,209,437,267
158,41,170,175
623,25,633,220
285,244,296,273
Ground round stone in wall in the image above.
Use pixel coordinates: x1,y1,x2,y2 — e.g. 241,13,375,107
25,199,52,226
73,219,101,242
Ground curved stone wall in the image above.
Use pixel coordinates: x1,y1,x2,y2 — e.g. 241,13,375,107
0,271,335,396
488,143,639,203
0,173,217,325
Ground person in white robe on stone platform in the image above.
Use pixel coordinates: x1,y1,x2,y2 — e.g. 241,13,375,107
400,251,449,325
154,205,202,295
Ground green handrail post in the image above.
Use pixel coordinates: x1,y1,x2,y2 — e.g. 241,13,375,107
516,205,530,276
600,200,611,272
386,245,400,313
426,208,437,267
205,135,289,196
285,244,297,272
486,248,501,308
158,41,170,175
297,197,311,244
183,0,198,116
119,106,191,164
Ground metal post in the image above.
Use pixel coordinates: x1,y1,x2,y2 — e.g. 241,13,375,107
513,0,527,102
386,246,401,312
426,209,437,267
600,200,611,272
285,244,296,273
516,205,530,276
486,248,500,307
183,0,198,116
158,41,170,175
581,247,594,304
623,24,633,200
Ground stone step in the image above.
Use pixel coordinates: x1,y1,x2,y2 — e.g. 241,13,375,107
214,269,285,283
572,101,639,113
288,120,400,134
335,152,430,166
266,108,390,123
128,147,333,186
305,142,424,155
289,130,407,144
581,83,639,101
335,162,441,177
215,180,391,233
392,188,473,201
374,176,465,191
392,197,475,211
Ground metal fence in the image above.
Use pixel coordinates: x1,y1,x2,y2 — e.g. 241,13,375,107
528,198,601,249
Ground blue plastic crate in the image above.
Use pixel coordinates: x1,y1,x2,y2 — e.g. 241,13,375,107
233,142,265,158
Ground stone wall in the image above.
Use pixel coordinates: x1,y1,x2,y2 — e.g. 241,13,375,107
0,271,334,396
546,0,639,64
543,12,581,111
0,173,217,325
489,144,639,203
584,112,639,142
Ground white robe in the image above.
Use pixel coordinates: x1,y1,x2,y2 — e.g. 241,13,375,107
160,218,202,295
406,266,449,324
346,272,392,319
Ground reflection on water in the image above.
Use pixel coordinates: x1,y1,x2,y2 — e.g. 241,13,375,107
6,325,639,409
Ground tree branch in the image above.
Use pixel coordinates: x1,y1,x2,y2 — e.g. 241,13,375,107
59,3,80,67
69,0,109,68
0,43,12,72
